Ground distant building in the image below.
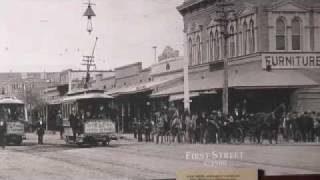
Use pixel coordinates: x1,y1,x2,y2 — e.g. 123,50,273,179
59,69,114,92
158,46,180,62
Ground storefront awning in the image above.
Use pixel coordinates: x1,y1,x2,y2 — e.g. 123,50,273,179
151,61,318,98
150,76,219,98
107,75,183,96
169,92,199,102
62,93,113,103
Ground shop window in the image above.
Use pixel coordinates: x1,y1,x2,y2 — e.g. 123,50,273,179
276,17,286,50
292,17,301,50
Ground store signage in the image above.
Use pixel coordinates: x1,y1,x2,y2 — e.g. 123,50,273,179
7,122,24,135
262,53,320,69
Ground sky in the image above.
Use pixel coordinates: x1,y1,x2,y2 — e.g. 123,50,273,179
0,0,184,72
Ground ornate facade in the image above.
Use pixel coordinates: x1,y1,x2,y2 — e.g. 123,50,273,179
178,0,320,112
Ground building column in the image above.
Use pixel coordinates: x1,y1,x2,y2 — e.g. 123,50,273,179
183,33,190,112
68,70,72,93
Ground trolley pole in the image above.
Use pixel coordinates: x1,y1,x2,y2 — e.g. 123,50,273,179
215,1,234,115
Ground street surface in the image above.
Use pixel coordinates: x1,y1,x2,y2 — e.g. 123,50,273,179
0,133,319,180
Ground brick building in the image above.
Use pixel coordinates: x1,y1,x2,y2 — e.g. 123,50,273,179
175,0,320,113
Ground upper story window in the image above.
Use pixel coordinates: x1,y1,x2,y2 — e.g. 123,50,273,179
249,20,255,53
188,38,192,65
243,22,248,55
230,25,235,57
196,35,201,64
209,31,214,61
292,17,301,50
215,30,220,60
166,63,170,70
276,18,286,50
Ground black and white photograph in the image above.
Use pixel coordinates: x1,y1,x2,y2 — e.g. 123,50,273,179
0,0,320,180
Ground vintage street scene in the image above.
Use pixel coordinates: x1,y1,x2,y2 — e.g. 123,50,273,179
0,0,320,180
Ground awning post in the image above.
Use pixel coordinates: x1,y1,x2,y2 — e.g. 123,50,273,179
184,33,190,112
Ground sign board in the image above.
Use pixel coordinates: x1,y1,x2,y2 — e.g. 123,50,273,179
84,120,116,134
7,122,24,135
177,168,258,180
262,53,320,69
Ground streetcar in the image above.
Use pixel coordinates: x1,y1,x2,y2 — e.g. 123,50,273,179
60,89,116,146
0,96,27,145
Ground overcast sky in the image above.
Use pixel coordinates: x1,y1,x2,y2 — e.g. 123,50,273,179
0,0,184,72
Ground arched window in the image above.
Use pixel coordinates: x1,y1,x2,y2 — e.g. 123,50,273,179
209,31,214,61
188,38,192,65
292,17,301,50
249,20,255,53
243,22,248,55
215,30,220,59
276,18,286,50
230,25,235,57
196,35,201,64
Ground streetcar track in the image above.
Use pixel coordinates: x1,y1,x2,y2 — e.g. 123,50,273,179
6,140,320,177
100,143,320,173
9,144,175,180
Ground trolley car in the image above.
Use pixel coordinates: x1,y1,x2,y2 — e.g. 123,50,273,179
0,96,27,145
61,89,116,146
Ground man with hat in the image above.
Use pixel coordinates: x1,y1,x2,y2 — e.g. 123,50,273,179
206,110,220,143
0,120,7,149
36,116,46,145
69,108,78,142
56,110,63,139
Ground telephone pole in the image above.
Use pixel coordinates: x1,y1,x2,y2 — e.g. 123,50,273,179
81,37,98,89
215,0,234,115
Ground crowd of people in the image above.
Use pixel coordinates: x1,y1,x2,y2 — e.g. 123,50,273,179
132,103,320,144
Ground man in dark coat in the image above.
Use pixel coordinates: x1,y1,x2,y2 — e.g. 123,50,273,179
0,120,7,149
36,119,45,145
56,110,63,139
144,118,152,142
132,118,137,139
69,109,78,141
137,119,143,142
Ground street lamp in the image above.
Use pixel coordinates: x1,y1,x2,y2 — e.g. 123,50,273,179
83,0,96,34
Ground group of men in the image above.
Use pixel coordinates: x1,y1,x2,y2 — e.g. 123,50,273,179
131,101,320,144
132,117,153,142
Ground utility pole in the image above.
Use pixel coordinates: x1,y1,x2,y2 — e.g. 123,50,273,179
152,46,157,63
82,37,98,89
215,0,234,115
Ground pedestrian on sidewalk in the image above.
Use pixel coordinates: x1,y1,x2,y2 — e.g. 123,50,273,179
36,117,46,145
0,120,7,149
137,118,143,142
56,110,63,139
